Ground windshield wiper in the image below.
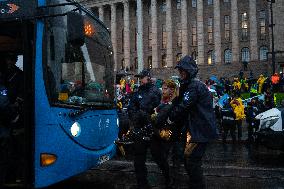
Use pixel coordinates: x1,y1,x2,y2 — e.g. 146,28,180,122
67,103,114,118
83,101,114,109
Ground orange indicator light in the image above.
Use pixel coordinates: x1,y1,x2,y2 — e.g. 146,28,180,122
40,153,57,167
84,22,95,37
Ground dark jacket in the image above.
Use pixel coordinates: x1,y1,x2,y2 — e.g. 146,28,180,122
128,83,161,128
168,79,218,143
221,105,236,126
246,104,258,123
164,56,218,142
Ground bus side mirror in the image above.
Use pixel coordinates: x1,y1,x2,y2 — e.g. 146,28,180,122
67,12,85,47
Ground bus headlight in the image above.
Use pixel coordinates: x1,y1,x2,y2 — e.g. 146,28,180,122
70,122,81,137
117,118,119,128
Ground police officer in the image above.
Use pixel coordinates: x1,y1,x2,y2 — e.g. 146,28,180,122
0,52,23,129
128,69,161,189
221,101,236,143
157,56,218,189
151,79,183,189
0,53,23,105
0,52,24,184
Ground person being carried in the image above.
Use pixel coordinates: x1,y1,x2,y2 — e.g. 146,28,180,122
156,55,218,189
151,79,184,188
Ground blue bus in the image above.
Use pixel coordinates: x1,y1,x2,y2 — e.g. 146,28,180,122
0,0,118,188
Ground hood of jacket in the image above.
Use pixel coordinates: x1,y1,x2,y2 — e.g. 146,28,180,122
175,55,198,81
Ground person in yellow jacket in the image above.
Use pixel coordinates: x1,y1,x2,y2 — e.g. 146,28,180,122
232,78,241,97
233,78,241,89
241,78,249,92
230,96,246,141
257,74,266,93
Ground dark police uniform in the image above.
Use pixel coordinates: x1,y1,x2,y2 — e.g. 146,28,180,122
128,70,161,189
0,53,24,184
221,104,236,143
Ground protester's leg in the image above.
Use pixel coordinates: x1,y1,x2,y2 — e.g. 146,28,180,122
247,122,253,142
150,137,171,187
171,141,184,188
184,143,207,189
222,124,229,143
0,127,10,185
229,124,236,143
134,140,150,189
237,120,242,140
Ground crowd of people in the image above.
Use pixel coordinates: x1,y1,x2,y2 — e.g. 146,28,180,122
205,71,283,143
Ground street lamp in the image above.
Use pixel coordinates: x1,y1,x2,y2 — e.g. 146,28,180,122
267,0,276,73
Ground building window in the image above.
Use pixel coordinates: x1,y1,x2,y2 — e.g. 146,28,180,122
147,2,151,15
148,56,152,69
148,26,152,50
208,0,213,5
208,50,215,65
224,15,230,41
224,49,232,64
241,12,248,41
176,53,182,62
259,10,266,40
162,54,167,67
130,58,134,71
191,50,197,60
192,0,197,8
122,29,124,52
208,17,213,44
121,59,125,70
176,0,181,9
134,57,138,70
241,47,250,62
135,28,137,51
177,23,182,47
259,46,268,61
161,0,166,12
162,24,167,49
192,20,197,46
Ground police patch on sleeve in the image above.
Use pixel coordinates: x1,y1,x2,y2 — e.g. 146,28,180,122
183,91,190,102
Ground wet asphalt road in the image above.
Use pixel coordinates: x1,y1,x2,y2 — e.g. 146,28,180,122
46,142,284,189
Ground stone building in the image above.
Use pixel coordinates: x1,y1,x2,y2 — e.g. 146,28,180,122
78,0,283,80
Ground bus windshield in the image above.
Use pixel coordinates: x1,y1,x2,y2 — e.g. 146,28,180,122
43,9,114,108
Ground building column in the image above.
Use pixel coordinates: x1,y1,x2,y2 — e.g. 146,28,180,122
137,0,144,73
197,0,204,65
249,0,258,61
214,0,222,64
98,6,104,22
181,0,188,56
166,0,173,67
123,0,131,70
111,3,118,71
151,0,159,68
231,0,239,63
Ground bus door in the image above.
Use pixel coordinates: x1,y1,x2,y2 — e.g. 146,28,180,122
0,20,35,188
